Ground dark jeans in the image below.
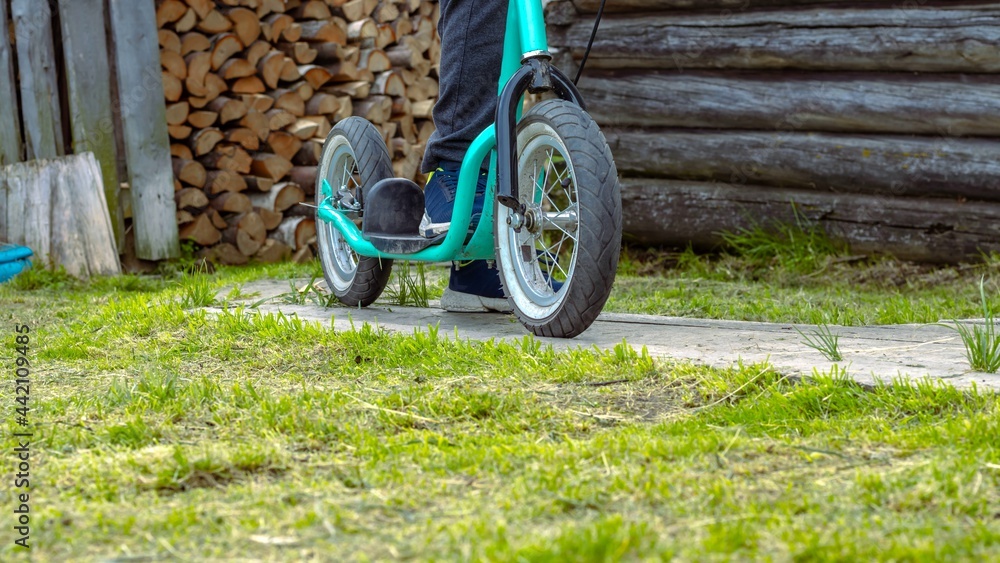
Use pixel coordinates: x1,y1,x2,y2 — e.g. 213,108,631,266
420,0,509,173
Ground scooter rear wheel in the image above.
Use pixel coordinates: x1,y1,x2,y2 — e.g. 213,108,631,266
316,117,394,307
494,100,622,338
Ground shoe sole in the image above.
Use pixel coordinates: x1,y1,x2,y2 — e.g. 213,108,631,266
440,288,513,313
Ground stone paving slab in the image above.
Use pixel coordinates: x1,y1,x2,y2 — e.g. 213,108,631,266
215,279,1000,391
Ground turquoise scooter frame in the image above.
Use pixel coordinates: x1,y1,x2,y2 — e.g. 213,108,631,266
315,0,620,338
317,0,581,262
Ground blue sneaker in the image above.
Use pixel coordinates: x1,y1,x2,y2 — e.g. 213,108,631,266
425,163,565,312
423,161,487,232
424,163,511,312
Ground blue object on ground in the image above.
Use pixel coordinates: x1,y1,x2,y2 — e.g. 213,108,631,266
0,244,33,263
0,244,34,283
0,259,31,283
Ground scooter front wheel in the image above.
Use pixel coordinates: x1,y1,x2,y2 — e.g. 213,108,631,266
495,100,622,338
316,117,394,307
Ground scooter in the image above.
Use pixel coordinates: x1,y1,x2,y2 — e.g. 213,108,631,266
314,0,619,338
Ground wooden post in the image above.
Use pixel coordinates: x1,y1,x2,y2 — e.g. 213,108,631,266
1,162,53,264
0,0,10,240
2,154,121,278
109,0,180,260
0,178,5,244
0,0,22,169
57,0,125,251
11,0,65,160
49,153,122,278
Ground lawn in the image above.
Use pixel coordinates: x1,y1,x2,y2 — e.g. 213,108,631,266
1,242,998,561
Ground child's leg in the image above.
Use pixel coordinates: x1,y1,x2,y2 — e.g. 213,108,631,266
423,0,513,313
421,0,509,173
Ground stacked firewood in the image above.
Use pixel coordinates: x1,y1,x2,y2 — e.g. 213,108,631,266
157,0,440,264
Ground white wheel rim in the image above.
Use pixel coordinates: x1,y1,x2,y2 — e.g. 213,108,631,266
498,121,580,320
317,136,362,293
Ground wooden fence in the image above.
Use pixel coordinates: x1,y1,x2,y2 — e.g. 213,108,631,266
0,0,179,262
547,0,1000,263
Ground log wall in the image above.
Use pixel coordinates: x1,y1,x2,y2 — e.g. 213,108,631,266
548,0,1000,263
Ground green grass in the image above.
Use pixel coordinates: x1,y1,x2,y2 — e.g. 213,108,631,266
718,206,845,274
1,260,999,561
300,215,1000,329
944,277,1000,373
269,275,339,308
609,243,1000,326
795,324,843,362
382,261,431,308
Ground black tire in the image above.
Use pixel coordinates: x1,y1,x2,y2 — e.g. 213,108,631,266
316,117,394,307
494,99,622,338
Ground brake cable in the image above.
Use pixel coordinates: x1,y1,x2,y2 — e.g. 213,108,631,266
573,0,608,84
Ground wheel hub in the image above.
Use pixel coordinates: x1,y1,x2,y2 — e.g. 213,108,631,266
522,206,543,234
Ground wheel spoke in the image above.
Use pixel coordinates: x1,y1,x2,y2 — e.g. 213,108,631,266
540,235,569,282
499,100,623,337
506,109,601,316
552,167,575,209
543,209,577,239
531,152,575,285
548,162,571,194
550,232,570,279
523,150,568,290
521,233,545,287
541,188,560,214
317,121,397,304
545,158,568,191
543,150,559,207
333,154,361,271
534,157,545,202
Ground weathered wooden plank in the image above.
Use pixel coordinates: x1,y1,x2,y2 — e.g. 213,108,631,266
580,71,1000,137
2,154,120,277
565,0,889,13
49,153,121,278
103,1,131,205
0,0,22,169
550,6,1000,72
2,161,54,263
58,0,125,250
0,176,5,242
109,0,180,260
606,129,1000,202
620,179,1000,264
11,0,65,160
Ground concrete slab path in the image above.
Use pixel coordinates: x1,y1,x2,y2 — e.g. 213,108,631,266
217,279,1000,391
